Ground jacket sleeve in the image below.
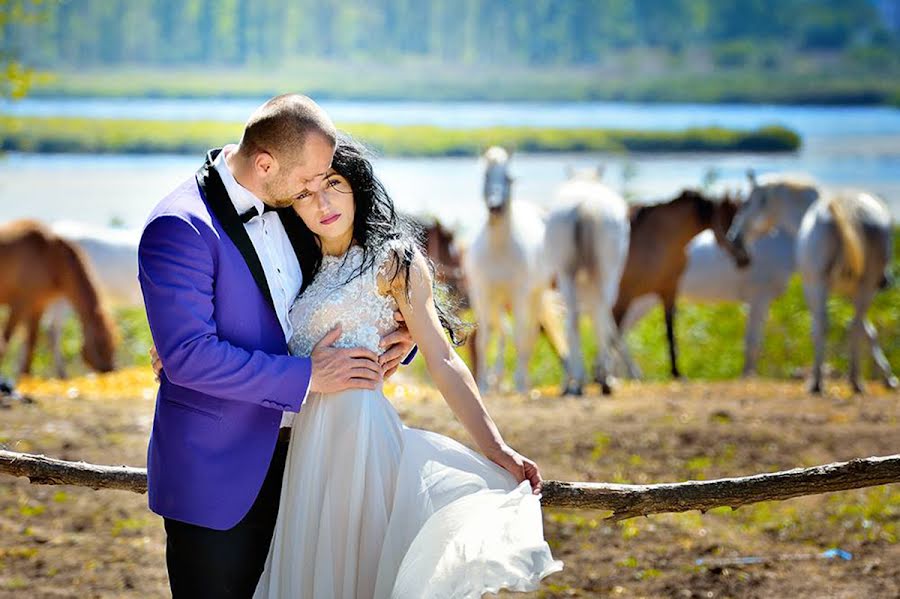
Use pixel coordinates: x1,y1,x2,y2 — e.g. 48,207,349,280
138,215,310,412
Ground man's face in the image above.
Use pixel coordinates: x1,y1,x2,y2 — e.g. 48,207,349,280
261,133,335,208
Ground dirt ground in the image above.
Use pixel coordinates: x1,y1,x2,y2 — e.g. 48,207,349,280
0,369,898,598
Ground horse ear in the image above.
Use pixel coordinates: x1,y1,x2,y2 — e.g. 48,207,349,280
746,169,758,187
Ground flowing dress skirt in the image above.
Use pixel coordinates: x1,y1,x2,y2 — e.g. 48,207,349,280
253,388,562,599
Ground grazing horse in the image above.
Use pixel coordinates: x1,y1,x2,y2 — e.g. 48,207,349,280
0,220,116,377
544,167,633,395
623,226,796,376
44,221,140,377
727,173,897,394
464,147,567,393
612,190,741,379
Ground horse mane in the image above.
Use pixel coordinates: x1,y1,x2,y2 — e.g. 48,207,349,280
630,189,715,227
759,173,818,194
827,194,866,280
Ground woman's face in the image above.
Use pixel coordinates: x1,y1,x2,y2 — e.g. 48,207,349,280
292,168,355,245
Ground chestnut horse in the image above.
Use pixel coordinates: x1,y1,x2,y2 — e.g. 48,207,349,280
612,190,742,378
0,220,116,377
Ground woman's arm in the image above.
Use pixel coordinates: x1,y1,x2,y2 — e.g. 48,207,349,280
386,251,542,493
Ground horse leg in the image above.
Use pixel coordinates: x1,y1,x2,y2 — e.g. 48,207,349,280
662,293,680,379
742,295,771,377
494,315,510,392
46,299,68,379
0,304,25,374
863,318,898,390
590,293,618,396
18,312,41,377
609,296,641,382
803,278,829,395
470,286,493,394
512,296,538,394
557,274,584,396
848,287,876,395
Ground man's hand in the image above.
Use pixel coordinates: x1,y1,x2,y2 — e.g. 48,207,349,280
378,310,416,379
485,444,543,495
150,345,162,381
310,325,382,393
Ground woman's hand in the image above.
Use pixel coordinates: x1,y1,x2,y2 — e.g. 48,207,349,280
378,310,416,379
485,444,543,495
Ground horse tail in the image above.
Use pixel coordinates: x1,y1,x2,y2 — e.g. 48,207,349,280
573,202,598,276
827,196,865,281
538,289,569,363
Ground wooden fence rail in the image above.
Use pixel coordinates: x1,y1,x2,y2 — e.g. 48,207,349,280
2,450,898,521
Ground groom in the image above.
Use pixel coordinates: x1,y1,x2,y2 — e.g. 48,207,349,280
138,94,415,597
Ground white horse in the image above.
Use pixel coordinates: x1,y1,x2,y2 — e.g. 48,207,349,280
544,167,633,395
45,221,141,377
727,173,897,394
463,147,566,393
623,227,796,376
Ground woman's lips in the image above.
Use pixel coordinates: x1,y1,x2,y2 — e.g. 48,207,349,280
320,213,341,225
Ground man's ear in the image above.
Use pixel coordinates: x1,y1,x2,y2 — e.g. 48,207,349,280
255,151,277,176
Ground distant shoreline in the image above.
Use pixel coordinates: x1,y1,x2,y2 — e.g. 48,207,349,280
26,67,900,108
0,116,801,156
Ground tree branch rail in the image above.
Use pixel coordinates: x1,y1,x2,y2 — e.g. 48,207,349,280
1,450,898,521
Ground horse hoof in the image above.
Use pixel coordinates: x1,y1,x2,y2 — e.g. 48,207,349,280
851,382,865,395
807,380,823,395
562,385,583,397
601,381,613,396
884,376,899,390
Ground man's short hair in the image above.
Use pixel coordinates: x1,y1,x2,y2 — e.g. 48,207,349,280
239,94,337,166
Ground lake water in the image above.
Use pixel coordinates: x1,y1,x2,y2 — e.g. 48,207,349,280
1,99,899,236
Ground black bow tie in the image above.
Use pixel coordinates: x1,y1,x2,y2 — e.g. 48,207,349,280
239,204,275,224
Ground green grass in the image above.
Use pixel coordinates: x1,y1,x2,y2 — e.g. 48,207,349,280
2,237,896,385
26,63,900,106
0,115,800,156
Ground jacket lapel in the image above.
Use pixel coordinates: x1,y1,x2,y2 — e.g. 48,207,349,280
196,149,275,312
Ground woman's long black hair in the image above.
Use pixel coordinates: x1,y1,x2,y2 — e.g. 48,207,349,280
291,135,467,345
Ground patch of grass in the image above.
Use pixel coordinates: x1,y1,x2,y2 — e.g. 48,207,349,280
0,115,801,156
28,63,900,106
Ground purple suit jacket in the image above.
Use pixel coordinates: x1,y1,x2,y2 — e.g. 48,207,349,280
139,150,312,530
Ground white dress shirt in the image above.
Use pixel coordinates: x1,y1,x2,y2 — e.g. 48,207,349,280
214,145,303,427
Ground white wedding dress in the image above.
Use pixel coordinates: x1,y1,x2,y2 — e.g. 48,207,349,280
253,245,562,599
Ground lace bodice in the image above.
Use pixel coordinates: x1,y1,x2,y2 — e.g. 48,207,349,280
287,245,398,358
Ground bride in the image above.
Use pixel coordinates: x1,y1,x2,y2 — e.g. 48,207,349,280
253,137,562,598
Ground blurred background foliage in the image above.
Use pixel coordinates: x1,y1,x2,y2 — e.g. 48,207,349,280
2,0,900,103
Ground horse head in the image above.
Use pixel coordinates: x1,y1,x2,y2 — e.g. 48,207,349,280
482,146,513,217
81,307,117,373
726,170,775,268
711,191,751,268
422,219,468,306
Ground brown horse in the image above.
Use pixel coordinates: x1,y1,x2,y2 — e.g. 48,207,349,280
419,217,469,307
0,220,116,377
613,190,741,378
